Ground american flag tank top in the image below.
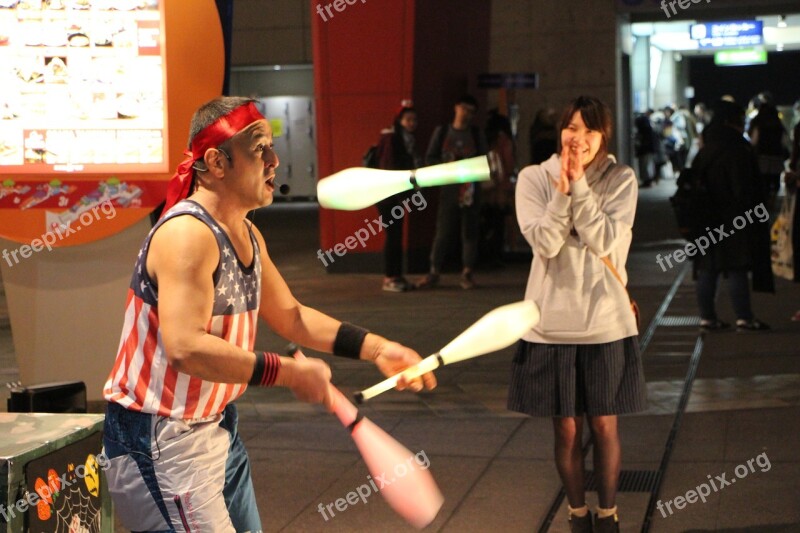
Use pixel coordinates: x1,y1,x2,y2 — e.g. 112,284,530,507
104,200,261,419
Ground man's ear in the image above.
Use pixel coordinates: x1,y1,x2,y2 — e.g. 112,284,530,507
203,148,227,176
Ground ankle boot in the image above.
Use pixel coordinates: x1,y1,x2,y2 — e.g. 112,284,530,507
568,511,593,533
593,512,619,533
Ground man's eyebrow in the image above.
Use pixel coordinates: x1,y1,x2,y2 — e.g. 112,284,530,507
239,120,267,135
247,126,270,142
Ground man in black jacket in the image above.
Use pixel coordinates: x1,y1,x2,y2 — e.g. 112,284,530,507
691,99,774,332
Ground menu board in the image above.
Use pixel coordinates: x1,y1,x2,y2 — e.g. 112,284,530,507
0,0,167,174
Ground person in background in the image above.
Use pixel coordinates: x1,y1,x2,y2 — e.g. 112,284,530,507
650,108,668,184
694,102,711,136
376,101,422,292
634,112,657,187
660,106,685,179
529,106,559,165
673,105,696,172
481,108,517,266
509,95,645,533
692,99,774,333
791,99,800,133
748,101,790,210
415,94,488,290
783,117,800,320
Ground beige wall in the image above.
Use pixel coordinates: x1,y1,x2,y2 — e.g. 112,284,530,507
231,0,313,65
489,0,619,166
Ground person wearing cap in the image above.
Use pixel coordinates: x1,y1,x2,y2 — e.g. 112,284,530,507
101,96,436,532
375,101,422,292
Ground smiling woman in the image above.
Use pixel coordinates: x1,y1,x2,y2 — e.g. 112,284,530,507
509,95,644,533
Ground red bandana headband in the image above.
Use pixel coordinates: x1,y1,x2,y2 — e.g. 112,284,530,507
161,102,265,217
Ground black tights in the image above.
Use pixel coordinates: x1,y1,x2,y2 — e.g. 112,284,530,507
553,415,621,509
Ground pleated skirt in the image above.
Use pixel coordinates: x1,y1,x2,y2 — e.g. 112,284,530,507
507,336,647,417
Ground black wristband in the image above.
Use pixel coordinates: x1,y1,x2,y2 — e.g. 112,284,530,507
249,351,281,386
333,322,369,359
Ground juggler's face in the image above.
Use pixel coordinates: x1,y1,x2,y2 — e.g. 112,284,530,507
226,119,280,209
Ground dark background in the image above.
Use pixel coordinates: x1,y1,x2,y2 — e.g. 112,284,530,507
688,50,800,106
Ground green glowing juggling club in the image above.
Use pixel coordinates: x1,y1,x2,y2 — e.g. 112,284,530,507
317,155,491,210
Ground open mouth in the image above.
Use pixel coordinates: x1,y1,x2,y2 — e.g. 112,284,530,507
264,175,275,190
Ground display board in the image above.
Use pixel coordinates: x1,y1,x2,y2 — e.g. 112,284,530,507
0,0,167,174
0,0,222,247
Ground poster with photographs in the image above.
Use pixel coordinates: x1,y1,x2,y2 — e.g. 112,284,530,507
0,0,166,174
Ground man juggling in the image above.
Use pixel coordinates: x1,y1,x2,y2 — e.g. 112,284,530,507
102,97,436,532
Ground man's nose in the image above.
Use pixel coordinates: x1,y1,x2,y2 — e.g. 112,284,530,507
264,148,279,168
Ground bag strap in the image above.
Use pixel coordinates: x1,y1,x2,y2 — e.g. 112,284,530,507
600,256,637,315
576,159,629,295
600,256,627,292
595,160,630,297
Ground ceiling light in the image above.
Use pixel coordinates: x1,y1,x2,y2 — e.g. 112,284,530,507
777,15,787,28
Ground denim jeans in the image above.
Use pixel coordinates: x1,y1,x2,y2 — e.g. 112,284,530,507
695,269,753,321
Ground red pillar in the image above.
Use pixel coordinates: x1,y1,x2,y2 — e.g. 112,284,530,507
312,0,490,273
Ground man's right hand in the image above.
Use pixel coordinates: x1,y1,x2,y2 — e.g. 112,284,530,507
276,357,333,410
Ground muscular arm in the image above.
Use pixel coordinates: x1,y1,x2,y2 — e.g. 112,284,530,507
149,216,331,404
148,216,257,383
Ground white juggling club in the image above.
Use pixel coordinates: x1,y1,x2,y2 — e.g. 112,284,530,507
354,300,540,403
317,155,491,210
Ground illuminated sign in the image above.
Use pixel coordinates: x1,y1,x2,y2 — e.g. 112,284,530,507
714,48,768,66
690,21,763,48
0,0,167,174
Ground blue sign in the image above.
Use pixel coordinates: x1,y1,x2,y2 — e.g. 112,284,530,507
690,21,763,48
478,73,539,89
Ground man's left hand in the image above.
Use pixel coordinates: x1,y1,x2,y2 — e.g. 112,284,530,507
372,340,437,393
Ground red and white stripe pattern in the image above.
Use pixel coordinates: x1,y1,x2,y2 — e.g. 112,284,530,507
104,201,261,419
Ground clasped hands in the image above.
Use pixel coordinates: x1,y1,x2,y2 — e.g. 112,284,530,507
551,141,586,195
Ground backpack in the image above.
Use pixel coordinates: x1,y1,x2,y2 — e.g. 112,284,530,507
669,164,709,240
362,144,380,168
363,129,394,168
